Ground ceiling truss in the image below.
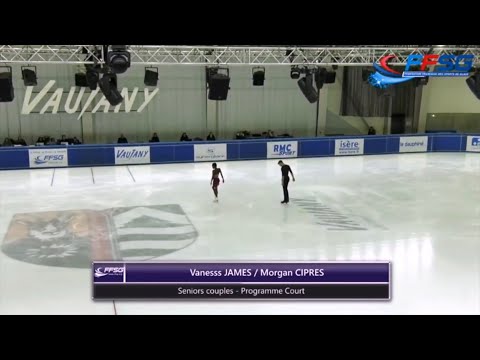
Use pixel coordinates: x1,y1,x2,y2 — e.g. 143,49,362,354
0,45,479,66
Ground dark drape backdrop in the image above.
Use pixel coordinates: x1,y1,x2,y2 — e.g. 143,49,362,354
340,67,418,124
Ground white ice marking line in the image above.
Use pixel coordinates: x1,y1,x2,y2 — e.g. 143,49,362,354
118,239,194,251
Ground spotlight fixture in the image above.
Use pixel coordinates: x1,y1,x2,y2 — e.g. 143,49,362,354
252,67,265,86
297,72,318,104
290,66,301,79
0,66,14,102
86,68,99,90
207,67,230,101
21,66,37,86
315,67,327,89
325,71,336,84
107,45,131,74
99,72,123,106
144,67,159,86
206,66,219,87
466,72,480,100
75,73,88,87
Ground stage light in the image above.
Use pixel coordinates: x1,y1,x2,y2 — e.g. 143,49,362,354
0,66,14,102
75,73,88,87
207,67,230,101
297,72,318,103
21,66,37,86
466,72,480,100
315,67,326,89
107,45,131,74
144,67,159,86
86,68,99,90
99,73,123,106
252,67,265,86
290,66,301,79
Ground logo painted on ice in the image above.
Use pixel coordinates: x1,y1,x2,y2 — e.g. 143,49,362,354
116,149,149,160
1,205,197,269
273,144,296,156
94,267,125,278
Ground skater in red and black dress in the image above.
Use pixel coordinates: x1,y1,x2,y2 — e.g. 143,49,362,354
211,163,224,202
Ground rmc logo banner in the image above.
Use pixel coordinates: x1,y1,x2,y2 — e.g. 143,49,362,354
267,141,298,158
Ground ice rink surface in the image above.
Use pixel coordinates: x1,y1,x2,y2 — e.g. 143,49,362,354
0,153,479,314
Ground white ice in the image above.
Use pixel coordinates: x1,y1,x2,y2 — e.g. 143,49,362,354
0,153,479,314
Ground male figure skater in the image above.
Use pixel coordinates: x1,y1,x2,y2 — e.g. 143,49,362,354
211,163,224,202
278,160,295,204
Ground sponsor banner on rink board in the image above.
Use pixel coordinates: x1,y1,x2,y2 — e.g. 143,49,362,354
29,148,68,168
194,143,227,162
399,136,428,153
267,141,298,159
114,146,150,165
466,136,480,152
334,139,364,156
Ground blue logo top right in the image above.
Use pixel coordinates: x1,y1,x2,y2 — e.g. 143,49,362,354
369,54,475,88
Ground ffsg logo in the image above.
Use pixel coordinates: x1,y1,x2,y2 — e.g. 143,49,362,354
94,267,125,278
43,155,64,161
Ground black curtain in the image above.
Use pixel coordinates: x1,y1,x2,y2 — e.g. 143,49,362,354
340,67,417,121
